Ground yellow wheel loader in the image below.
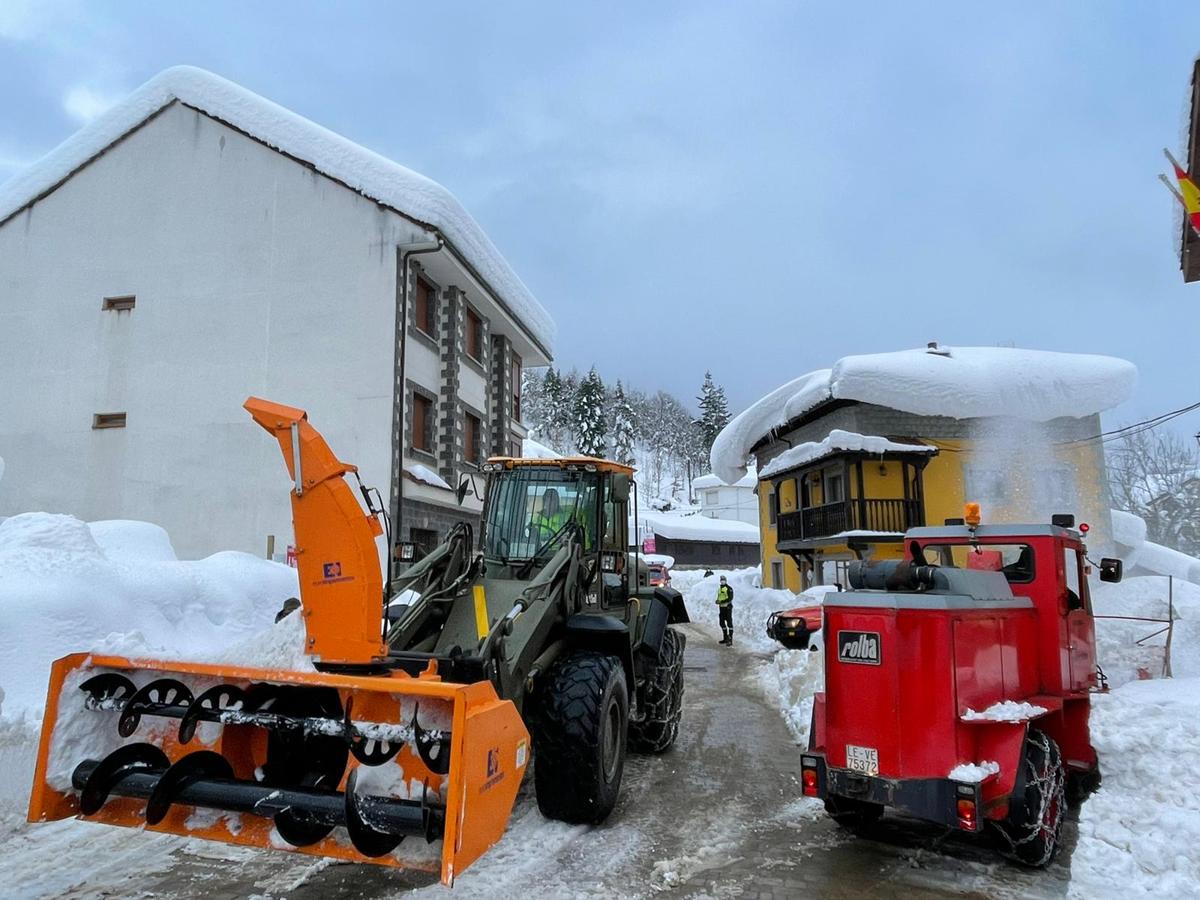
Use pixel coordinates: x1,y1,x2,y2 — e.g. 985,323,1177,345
28,397,688,885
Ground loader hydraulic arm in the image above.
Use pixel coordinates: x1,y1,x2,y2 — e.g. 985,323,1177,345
245,397,387,666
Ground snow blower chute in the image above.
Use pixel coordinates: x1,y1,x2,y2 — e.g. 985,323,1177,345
27,398,528,885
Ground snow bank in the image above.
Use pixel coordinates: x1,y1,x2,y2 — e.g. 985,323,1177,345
712,345,1136,483
1093,575,1200,687
0,513,301,717
758,430,935,479
87,520,178,562
0,66,555,354
635,510,760,544
1071,677,1200,898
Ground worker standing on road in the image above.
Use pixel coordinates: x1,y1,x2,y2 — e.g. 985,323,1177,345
716,575,734,646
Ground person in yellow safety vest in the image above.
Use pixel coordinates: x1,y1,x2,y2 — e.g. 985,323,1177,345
530,489,568,541
715,575,734,646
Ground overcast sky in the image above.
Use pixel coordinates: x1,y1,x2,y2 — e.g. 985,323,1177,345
2,2,1197,433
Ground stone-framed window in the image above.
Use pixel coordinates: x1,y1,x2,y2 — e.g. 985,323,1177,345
464,410,483,466
414,275,438,337
406,380,439,460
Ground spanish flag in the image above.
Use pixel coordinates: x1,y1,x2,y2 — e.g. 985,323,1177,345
1163,148,1200,235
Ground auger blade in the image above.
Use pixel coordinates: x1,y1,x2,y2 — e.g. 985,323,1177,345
29,653,530,886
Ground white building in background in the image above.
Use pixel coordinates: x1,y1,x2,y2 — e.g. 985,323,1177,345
692,467,758,525
0,67,554,560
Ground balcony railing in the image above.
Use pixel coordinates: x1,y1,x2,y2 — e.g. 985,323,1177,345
777,498,924,543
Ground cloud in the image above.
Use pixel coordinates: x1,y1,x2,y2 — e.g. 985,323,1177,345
0,0,80,41
62,84,121,124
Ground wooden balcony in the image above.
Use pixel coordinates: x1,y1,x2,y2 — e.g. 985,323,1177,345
777,498,924,545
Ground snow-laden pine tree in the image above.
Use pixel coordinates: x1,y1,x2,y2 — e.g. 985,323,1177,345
696,371,731,457
573,367,608,457
539,367,568,449
610,381,637,466
521,367,547,437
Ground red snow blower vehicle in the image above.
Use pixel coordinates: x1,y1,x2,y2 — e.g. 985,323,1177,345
802,505,1123,866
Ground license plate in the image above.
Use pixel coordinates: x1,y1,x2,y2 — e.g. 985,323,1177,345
846,744,879,776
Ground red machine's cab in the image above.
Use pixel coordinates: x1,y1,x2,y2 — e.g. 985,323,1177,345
802,515,1121,866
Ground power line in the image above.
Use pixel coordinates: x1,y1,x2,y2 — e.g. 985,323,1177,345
1058,400,1200,446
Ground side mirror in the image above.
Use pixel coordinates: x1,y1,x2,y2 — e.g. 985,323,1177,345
456,474,471,505
611,473,631,503
1099,557,1123,583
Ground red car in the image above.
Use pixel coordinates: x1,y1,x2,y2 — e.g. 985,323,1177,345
647,563,672,587
766,604,822,650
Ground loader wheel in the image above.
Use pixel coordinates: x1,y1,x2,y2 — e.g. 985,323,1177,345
628,628,685,754
998,729,1066,867
532,651,628,825
824,795,883,830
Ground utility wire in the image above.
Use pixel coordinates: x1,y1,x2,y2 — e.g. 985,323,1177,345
1058,400,1200,446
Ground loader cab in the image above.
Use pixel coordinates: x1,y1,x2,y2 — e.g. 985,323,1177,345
480,457,635,607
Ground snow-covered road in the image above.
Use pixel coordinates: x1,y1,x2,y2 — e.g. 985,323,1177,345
3,624,1074,899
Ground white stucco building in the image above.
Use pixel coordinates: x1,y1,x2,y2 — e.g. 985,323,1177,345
691,467,758,526
0,67,554,560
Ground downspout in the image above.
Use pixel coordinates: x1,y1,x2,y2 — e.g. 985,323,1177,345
392,235,444,579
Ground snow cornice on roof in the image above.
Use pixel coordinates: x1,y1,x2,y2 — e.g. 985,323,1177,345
711,345,1137,484
0,66,556,355
758,430,936,480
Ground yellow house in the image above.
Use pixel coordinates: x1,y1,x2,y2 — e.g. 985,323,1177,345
711,345,1137,592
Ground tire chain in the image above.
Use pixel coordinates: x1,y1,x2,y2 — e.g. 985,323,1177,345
996,729,1065,867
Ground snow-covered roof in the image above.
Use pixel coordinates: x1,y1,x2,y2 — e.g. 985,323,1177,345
692,467,757,490
404,463,451,491
635,511,760,544
1112,509,1200,584
521,437,562,459
0,66,555,355
712,345,1136,483
759,430,935,479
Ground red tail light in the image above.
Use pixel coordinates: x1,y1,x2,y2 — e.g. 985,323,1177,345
801,767,818,797
956,798,977,830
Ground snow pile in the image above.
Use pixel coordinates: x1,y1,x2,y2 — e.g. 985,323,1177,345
635,510,760,544
1093,575,1200,687
87,519,178,562
0,66,555,354
712,345,1136,483
405,463,451,491
0,513,301,717
948,761,1000,783
759,430,935,479
961,700,1048,723
1071,677,1200,898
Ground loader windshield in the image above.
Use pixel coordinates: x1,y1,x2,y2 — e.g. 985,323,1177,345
483,467,600,563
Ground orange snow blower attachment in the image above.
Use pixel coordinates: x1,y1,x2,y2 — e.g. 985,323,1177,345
27,398,530,885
